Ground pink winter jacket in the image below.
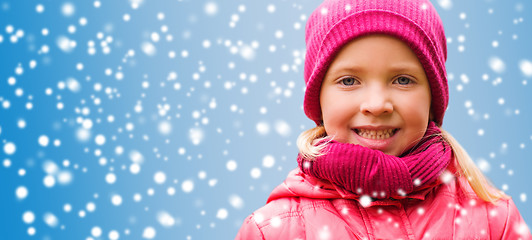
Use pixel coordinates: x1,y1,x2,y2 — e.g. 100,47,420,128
236,167,531,240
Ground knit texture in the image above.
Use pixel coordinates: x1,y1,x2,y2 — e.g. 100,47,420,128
298,122,452,198
303,0,448,126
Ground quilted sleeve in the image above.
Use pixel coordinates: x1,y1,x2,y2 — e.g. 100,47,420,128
235,214,265,240
494,198,532,240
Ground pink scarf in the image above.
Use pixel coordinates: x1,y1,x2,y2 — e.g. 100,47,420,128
298,122,452,199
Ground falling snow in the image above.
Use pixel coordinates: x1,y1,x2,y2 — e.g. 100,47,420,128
359,195,372,208
1,0,531,239
520,60,532,77
489,57,506,73
142,226,156,239
22,211,35,224
15,186,28,200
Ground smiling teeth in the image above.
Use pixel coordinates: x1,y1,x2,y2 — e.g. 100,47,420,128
356,129,395,140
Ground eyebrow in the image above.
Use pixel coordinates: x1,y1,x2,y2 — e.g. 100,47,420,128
326,62,425,78
325,64,365,78
388,63,425,73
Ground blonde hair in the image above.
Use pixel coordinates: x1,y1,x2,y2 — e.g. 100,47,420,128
296,125,508,203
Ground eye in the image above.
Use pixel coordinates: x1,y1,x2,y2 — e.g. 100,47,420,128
340,77,357,86
394,76,413,85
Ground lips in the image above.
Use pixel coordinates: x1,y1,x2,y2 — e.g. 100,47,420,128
354,128,399,140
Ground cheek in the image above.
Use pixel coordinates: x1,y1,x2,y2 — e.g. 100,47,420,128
407,91,431,120
320,92,338,121
322,99,357,123
403,95,431,138
397,90,431,126
321,96,357,136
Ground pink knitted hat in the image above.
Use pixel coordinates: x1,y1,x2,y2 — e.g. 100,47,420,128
304,0,448,126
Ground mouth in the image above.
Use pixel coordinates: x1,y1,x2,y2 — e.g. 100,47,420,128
353,128,399,140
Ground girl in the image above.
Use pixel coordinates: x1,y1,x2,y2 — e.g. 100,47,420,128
237,0,531,239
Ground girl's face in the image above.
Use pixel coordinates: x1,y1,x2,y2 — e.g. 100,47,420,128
320,34,432,156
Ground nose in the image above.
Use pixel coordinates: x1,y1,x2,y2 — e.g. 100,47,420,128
359,86,393,116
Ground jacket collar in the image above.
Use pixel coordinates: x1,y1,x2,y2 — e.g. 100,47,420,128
267,168,449,207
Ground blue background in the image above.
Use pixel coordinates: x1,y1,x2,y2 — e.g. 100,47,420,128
0,0,531,239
